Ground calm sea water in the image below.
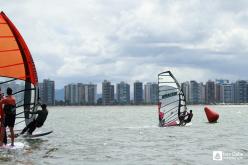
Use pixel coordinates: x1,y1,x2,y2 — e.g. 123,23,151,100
0,105,247,165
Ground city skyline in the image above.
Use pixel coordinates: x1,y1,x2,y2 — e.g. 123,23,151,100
52,77,248,91
4,78,246,105
57,78,248,105
2,1,248,89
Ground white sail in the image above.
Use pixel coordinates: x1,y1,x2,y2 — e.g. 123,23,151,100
158,71,187,127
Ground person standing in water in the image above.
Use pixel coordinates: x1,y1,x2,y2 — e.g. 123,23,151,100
1,88,16,146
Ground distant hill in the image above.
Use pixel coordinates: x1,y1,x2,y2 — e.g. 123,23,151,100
55,89,64,101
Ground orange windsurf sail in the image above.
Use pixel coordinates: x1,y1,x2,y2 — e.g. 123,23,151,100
0,11,38,85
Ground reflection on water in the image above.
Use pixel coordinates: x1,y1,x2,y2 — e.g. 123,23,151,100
25,138,47,150
43,148,59,158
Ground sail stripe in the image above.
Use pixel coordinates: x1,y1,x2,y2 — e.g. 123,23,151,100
0,49,19,52
164,106,178,114
0,62,24,69
0,36,14,38
160,99,180,108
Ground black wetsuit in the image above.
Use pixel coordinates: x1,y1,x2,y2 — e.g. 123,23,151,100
21,109,48,135
179,112,186,121
184,113,193,123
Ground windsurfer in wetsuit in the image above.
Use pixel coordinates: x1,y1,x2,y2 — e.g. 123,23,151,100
20,104,48,135
178,110,187,126
184,110,193,124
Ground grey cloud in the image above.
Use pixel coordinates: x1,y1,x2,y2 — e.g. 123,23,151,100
2,0,248,88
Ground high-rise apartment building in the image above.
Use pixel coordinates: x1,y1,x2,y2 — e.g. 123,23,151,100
199,82,205,104
134,81,143,104
215,79,230,103
189,81,200,104
77,83,85,105
144,82,158,104
64,83,96,105
102,80,114,105
85,84,97,104
220,83,234,103
64,83,78,105
205,80,215,104
39,79,55,105
234,80,247,103
116,81,130,104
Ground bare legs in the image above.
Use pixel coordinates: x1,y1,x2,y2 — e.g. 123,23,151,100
9,127,14,146
0,126,4,146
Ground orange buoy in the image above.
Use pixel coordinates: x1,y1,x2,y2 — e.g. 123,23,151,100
204,107,219,123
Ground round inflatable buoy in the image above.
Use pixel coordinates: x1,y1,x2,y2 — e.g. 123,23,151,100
204,107,219,123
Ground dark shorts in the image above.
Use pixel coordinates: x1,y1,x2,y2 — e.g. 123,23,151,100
4,114,16,128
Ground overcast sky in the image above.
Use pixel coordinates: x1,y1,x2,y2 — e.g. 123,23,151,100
2,0,248,89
